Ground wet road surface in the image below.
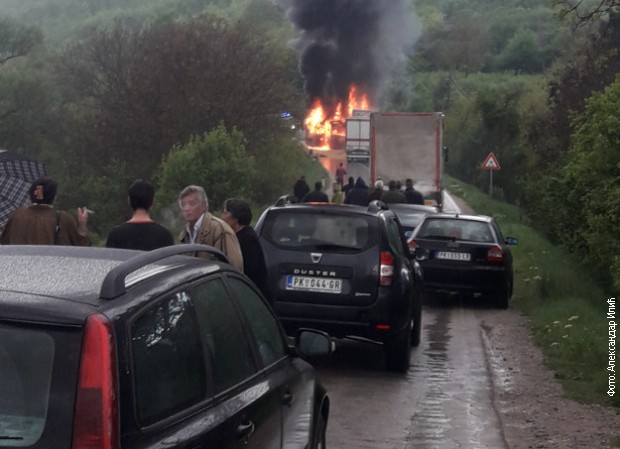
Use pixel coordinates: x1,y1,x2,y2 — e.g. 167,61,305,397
313,303,509,449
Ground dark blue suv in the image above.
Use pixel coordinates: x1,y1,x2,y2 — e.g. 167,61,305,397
0,245,331,449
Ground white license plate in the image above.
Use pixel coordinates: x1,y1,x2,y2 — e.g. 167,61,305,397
436,251,471,261
286,276,343,294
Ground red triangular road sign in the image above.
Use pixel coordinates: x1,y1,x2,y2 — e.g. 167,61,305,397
482,152,501,170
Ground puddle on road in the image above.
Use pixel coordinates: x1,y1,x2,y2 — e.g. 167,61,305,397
407,309,455,446
406,308,509,449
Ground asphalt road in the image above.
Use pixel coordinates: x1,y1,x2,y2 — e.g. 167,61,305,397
312,304,510,449
312,149,508,448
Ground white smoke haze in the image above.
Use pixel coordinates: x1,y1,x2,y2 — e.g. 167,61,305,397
273,0,420,112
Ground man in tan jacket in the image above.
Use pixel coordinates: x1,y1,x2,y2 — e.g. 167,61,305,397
177,185,243,272
0,177,90,246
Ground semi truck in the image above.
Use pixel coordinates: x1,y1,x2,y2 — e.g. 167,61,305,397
370,112,446,208
345,110,372,162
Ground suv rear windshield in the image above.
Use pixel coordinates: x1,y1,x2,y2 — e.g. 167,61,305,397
264,211,377,250
0,324,55,447
418,218,494,243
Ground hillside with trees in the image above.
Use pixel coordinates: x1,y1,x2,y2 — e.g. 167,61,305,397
0,0,618,291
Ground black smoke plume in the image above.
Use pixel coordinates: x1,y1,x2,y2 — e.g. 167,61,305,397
273,0,418,116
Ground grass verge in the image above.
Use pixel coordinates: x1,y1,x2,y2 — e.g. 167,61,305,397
446,175,619,410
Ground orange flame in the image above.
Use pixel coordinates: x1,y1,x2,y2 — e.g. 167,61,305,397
305,85,371,151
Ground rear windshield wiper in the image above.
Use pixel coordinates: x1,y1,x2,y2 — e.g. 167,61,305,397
313,243,359,251
0,436,24,440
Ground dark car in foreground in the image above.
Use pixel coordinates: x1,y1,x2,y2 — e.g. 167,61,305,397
0,245,332,449
407,213,518,308
255,199,423,372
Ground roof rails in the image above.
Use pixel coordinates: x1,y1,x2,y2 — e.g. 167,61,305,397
367,200,388,213
275,194,294,207
100,244,229,300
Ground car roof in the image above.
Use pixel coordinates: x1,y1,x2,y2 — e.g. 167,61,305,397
0,245,229,322
421,212,493,223
386,203,439,213
268,200,390,217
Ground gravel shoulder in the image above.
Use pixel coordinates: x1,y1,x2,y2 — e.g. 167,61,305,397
483,309,619,449
449,193,619,448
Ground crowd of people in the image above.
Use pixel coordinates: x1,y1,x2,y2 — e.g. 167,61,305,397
0,177,268,297
292,173,426,207
0,170,425,298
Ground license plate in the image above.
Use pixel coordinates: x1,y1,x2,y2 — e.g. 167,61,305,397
436,251,471,261
286,276,343,294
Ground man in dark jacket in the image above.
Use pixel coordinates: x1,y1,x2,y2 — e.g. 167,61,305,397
342,176,355,198
366,179,384,204
222,198,269,298
302,181,329,203
381,180,407,204
293,175,310,202
404,178,425,205
344,177,370,206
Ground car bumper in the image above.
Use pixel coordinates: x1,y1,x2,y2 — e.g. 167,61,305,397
272,289,411,342
420,262,509,295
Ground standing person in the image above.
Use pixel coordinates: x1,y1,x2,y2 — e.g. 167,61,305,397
381,180,407,204
177,185,243,271
331,183,344,204
221,198,269,298
302,181,329,203
335,162,347,188
0,177,90,246
293,175,310,203
344,176,369,206
106,179,174,251
404,178,425,205
342,176,355,198
366,179,384,204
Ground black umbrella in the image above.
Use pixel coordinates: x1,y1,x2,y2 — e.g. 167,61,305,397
0,149,48,232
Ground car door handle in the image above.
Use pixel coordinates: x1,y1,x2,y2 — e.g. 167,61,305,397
236,420,255,445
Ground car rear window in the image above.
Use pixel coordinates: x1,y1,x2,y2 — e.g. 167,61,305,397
264,211,376,250
0,324,54,447
418,218,494,242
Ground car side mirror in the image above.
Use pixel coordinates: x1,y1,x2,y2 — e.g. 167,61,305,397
295,329,335,357
505,237,518,245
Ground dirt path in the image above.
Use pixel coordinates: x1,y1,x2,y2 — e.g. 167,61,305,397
484,309,619,449
449,193,619,448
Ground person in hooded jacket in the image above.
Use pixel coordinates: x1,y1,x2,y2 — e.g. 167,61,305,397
344,177,370,206
342,176,355,198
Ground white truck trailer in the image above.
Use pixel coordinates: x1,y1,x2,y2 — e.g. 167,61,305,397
370,112,446,208
345,110,372,162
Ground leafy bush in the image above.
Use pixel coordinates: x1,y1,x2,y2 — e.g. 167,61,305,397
156,124,255,228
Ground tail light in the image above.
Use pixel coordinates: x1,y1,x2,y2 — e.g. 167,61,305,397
379,251,394,286
407,239,418,255
487,245,504,263
72,313,119,449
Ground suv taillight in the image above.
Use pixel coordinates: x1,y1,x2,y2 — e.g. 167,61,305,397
379,251,394,286
72,314,119,449
487,245,504,262
407,239,418,255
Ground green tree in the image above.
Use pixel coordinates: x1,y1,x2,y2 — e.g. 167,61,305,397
0,18,42,65
558,76,620,289
157,124,256,218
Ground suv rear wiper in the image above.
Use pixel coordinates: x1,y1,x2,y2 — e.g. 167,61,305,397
0,436,24,440
313,243,359,251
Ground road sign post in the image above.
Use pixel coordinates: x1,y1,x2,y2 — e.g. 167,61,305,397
481,152,501,196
